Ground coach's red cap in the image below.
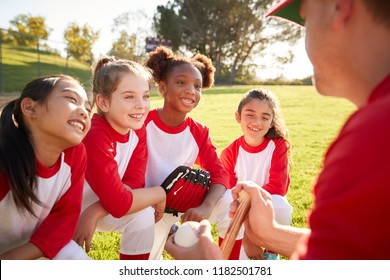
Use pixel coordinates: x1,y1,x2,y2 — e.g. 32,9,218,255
265,0,304,26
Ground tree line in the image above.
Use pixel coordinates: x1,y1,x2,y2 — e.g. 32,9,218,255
1,0,305,84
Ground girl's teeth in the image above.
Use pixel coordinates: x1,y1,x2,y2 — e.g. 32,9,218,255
70,121,84,131
130,114,143,119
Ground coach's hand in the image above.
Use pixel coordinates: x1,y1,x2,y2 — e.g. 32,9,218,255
165,219,223,260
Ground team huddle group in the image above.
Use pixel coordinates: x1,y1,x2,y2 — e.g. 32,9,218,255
2,0,390,260
0,45,292,260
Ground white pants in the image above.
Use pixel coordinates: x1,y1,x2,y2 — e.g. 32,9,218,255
239,194,293,259
272,195,293,226
149,189,244,260
53,240,91,260
82,185,155,256
54,206,155,259
96,206,155,255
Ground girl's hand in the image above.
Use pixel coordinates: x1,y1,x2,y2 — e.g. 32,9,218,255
73,215,97,252
180,203,213,222
153,199,166,223
73,202,107,252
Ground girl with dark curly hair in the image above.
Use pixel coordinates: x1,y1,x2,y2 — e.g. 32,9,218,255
145,46,243,260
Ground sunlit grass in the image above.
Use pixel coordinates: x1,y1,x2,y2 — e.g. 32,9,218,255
1,44,91,93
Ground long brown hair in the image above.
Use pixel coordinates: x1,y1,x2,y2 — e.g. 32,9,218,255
238,88,293,165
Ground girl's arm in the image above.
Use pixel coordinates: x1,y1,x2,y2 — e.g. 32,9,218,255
262,139,290,196
74,201,108,252
84,128,134,218
74,185,166,251
220,143,239,189
30,144,86,259
125,185,166,222
122,127,148,189
0,243,43,260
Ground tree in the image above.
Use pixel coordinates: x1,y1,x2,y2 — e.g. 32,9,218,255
109,10,151,62
8,14,51,47
153,3,182,51
153,0,302,84
64,22,99,64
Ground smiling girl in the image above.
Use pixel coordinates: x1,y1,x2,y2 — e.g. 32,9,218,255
144,46,243,260
0,75,91,259
220,88,293,260
73,56,166,260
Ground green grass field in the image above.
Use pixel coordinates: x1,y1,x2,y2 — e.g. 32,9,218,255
87,85,356,260
0,44,91,93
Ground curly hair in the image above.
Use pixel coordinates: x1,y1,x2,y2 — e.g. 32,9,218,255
145,46,215,89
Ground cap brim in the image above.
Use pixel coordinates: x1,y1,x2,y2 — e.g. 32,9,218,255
265,0,304,26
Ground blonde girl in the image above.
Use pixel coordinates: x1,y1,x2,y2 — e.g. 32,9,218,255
74,56,166,260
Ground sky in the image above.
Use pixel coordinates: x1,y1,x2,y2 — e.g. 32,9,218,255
0,0,313,80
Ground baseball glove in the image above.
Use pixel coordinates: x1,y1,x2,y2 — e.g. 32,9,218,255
161,166,210,216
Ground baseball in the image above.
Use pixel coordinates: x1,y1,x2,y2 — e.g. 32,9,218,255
174,221,201,247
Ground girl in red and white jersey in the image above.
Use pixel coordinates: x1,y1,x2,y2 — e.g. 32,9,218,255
220,88,293,260
0,75,91,259
144,46,243,260
73,56,166,260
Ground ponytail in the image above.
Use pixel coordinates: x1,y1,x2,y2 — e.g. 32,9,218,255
0,75,76,216
0,100,39,216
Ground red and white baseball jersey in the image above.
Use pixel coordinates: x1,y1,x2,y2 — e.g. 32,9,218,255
82,114,147,218
0,144,86,259
144,109,228,189
297,74,390,259
220,136,290,196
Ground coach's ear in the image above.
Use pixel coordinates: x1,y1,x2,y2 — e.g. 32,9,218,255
333,0,353,29
235,111,241,123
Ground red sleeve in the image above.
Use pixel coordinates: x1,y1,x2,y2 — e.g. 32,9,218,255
122,126,147,189
191,121,229,188
30,144,86,259
301,106,390,259
83,127,133,218
220,142,238,189
261,139,290,196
